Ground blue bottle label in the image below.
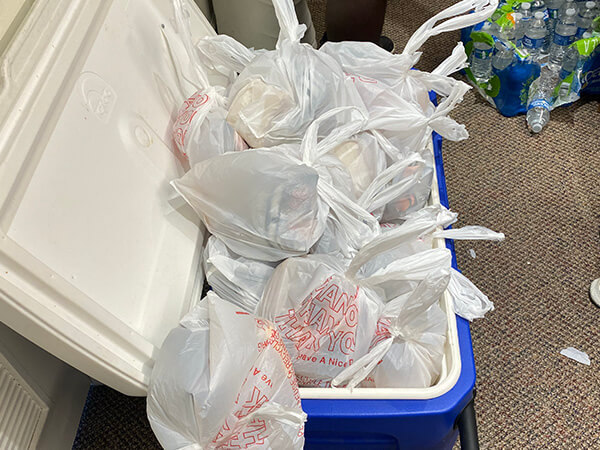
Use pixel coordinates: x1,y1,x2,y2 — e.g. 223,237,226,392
553,33,574,46
523,35,545,49
576,27,587,38
528,99,551,110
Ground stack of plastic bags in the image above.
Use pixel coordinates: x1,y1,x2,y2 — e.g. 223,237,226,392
147,0,501,448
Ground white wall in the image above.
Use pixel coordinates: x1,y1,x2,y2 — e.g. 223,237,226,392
0,321,90,450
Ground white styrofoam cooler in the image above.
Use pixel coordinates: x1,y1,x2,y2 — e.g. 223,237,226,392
0,0,460,399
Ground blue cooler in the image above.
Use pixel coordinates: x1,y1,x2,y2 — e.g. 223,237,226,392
302,131,480,450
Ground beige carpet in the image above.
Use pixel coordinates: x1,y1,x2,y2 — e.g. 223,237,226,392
308,0,600,448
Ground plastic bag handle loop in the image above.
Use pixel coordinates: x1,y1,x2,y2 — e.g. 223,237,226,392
300,107,368,164
332,270,450,389
345,206,457,279
172,0,212,90
402,0,499,56
273,0,307,46
196,35,257,74
358,153,426,212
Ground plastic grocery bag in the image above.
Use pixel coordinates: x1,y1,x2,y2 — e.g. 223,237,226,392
204,236,277,313
354,205,459,278
320,0,497,110
256,215,460,387
168,0,248,167
447,269,494,321
172,90,248,166
147,292,306,450
350,204,502,319
196,34,262,80
357,151,434,222
257,254,384,387
332,269,450,389
172,107,380,262
225,0,366,148
321,41,466,116
330,131,387,198
309,150,434,257
366,80,472,156
356,205,504,278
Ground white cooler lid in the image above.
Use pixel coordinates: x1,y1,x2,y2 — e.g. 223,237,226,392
0,0,214,395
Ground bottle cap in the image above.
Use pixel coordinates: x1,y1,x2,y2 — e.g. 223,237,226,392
585,1,595,8
514,12,523,20
583,31,593,38
522,2,531,9
566,8,576,16
534,11,544,18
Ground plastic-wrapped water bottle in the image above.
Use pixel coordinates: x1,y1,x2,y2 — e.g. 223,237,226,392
530,0,548,15
549,8,578,65
526,66,561,132
546,0,565,33
557,31,593,99
558,0,576,19
559,44,580,78
513,13,527,47
519,2,534,29
529,1,552,52
492,40,515,71
523,12,549,59
470,40,494,85
557,42,580,97
575,1,597,37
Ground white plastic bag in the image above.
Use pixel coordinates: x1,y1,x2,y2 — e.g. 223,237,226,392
172,107,380,262
355,204,504,279
353,204,459,278
349,205,502,318
256,214,459,387
357,151,434,222
257,254,384,387
196,34,262,79
365,81,472,155
332,269,450,389
147,292,306,450
168,0,248,167
447,268,494,321
331,131,388,198
204,236,277,313
319,0,500,152
225,0,365,148
172,89,248,166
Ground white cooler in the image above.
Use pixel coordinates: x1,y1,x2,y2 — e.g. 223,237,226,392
0,0,463,408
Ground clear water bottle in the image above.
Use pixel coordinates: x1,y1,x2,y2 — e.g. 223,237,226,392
493,40,515,71
558,0,576,19
523,11,549,59
558,44,579,97
549,8,578,65
527,66,561,133
513,12,527,47
575,1,597,37
530,0,548,15
559,43,580,78
529,0,552,52
520,2,534,28
470,40,494,85
546,0,565,33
